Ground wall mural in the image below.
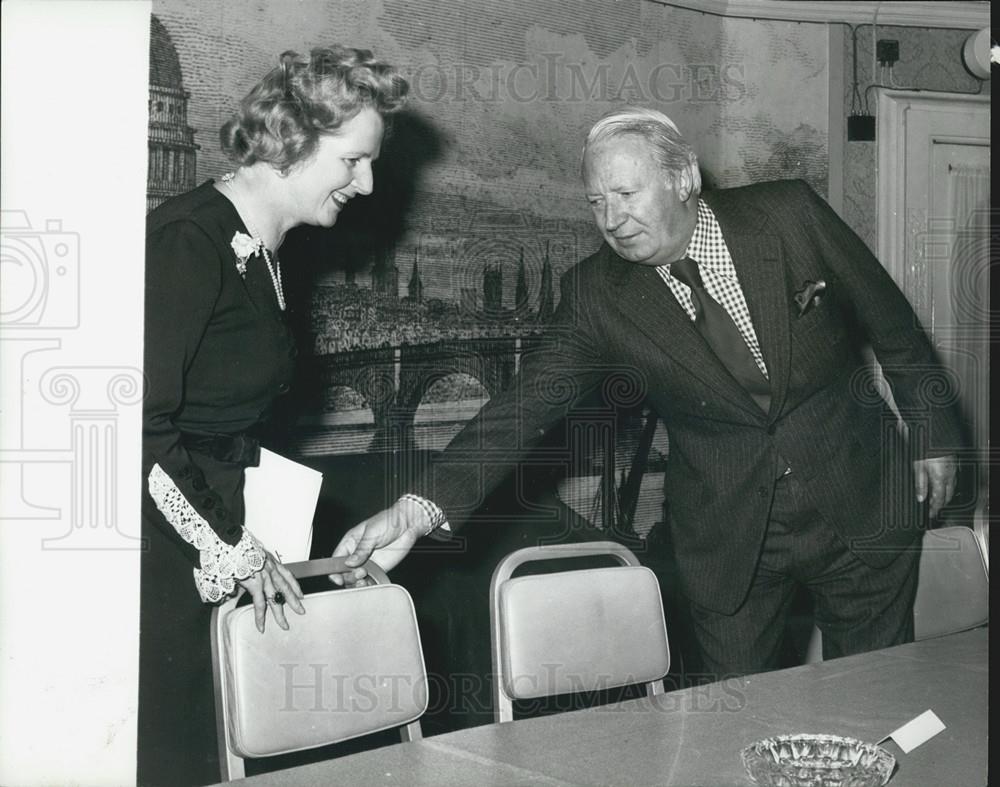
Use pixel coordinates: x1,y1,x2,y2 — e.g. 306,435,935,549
147,0,830,526
147,15,199,212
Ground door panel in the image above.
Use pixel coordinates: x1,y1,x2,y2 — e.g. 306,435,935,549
876,91,990,523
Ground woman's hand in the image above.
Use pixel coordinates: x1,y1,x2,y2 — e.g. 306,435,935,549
237,551,306,633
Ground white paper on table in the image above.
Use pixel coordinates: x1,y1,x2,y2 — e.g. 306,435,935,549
243,448,322,564
878,709,946,753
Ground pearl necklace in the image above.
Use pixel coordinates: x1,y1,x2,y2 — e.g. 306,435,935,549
220,173,286,311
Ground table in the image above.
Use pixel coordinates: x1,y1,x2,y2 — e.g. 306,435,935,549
222,628,987,786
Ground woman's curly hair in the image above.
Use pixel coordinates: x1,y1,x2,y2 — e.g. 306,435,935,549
220,46,409,171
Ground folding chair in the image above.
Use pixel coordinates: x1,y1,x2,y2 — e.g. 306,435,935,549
211,557,427,781
804,525,990,663
490,541,670,723
913,525,989,639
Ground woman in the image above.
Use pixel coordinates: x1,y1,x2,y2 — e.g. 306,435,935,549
140,46,408,787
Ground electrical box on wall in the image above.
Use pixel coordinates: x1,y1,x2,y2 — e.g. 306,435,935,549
876,39,900,65
848,114,876,141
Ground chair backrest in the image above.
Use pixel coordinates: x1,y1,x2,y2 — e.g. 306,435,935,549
490,541,670,723
913,525,989,639
804,525,990,663
211,557,427,781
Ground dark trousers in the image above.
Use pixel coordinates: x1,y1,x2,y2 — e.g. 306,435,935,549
687,471,920,678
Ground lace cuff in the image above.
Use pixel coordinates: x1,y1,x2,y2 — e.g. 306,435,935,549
148,463,266,603
193,529,266,603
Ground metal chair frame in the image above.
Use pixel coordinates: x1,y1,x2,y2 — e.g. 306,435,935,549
489,541,670,723
211,557,424,781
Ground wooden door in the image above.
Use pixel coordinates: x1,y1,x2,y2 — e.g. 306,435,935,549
877,90,990,523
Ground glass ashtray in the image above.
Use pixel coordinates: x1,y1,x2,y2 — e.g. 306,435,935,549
741,733,896,787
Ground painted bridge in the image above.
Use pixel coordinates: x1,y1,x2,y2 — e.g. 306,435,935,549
305,335,546,450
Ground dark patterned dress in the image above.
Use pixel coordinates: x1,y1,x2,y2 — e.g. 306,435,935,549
138,182,296,787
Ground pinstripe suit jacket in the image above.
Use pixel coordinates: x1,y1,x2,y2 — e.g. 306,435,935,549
415,179,964,614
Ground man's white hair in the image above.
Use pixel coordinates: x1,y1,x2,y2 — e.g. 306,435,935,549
587,106,680,139
582,105,698,183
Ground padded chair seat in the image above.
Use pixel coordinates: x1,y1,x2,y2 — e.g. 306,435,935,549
220,584,427,759
499,566,669,699
914,526,989,639
490,542,671,722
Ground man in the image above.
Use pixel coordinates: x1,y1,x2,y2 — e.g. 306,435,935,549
332,107,961,676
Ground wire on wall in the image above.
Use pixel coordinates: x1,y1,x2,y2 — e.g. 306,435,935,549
849,24,864,115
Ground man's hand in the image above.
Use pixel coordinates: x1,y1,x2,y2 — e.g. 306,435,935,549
913,455,958,520
329,497,430,586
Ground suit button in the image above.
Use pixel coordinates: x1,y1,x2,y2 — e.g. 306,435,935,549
766,424,776,435
757,486,769,498
278,383,290,394
203,497,215,510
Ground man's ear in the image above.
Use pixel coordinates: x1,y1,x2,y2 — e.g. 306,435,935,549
675,162,701,202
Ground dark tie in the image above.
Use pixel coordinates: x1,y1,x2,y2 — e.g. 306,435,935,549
670,257,771,413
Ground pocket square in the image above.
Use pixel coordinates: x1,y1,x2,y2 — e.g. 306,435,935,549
793,279,826,317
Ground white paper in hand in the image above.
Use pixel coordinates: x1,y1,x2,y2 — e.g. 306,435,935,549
243,448,322,563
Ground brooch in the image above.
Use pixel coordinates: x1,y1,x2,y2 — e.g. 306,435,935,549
230,231,263,278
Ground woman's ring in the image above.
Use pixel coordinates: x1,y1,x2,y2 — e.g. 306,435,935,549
273,591,286,605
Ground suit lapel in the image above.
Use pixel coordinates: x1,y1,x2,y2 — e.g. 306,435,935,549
706,191,791,420
605,249,765,419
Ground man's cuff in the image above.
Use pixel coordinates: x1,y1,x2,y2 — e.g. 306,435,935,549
399,493,450,536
